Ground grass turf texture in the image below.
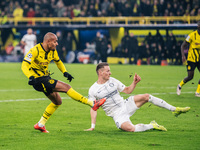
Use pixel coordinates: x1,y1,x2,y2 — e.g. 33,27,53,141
0,63,199,150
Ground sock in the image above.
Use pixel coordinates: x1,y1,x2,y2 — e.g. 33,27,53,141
67,88,93,107
149,95,176,111
179,80,185,87
134,124,153,132
39,102,60,126
196,84,200,93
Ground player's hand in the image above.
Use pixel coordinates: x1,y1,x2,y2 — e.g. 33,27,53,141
84,128,94,131
134,73,141,84
63,72,74,82
28,76,36,85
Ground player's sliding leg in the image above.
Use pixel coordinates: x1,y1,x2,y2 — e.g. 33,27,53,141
66,88,106,111
150,121,167,131
134,121,167,132
149,95,190,117
173,107,191,117
149,95,176,111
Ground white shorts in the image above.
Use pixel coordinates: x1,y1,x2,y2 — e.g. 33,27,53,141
113,96,139,129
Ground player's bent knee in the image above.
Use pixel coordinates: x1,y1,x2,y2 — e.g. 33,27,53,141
143,93,150,101
121,122,135,132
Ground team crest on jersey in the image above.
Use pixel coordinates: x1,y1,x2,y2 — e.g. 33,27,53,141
109,83,114,87
49,79,55,84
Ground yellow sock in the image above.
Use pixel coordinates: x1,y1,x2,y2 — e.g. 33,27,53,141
196,84,200,93
179,80,185,87
67,88,93,107
39,102,60,126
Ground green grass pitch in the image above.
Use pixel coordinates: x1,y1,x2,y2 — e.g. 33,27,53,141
0,63,199,150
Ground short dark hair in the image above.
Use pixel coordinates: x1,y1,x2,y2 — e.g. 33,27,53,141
96,62,109,75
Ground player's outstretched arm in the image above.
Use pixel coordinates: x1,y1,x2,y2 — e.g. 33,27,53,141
122,73,141,94
84,108,97,131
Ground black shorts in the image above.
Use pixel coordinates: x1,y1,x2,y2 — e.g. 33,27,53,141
187,61,200,71
33,76,57,96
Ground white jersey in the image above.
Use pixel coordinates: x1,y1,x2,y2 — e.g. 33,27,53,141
21,34,36,56
89,77,126,117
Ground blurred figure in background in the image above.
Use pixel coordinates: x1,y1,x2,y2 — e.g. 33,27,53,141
129,32,138,64
21,28,37,56
177,21,200,97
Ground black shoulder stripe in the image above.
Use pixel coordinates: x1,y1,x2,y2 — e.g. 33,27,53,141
23,59,31,64
54,59,60,62
36,47,39,57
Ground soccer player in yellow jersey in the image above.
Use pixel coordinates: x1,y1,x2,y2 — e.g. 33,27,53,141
21,32,106,133
177,21,200,97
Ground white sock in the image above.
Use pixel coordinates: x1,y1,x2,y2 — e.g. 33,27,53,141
38,121,44,127
149,95,176,111
134,124,153,132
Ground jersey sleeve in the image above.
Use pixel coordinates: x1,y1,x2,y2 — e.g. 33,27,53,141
185,32,193,43
53,50,67,73
112,77,126,92
21,48,38,78
21,35,26,42
88,86,96,101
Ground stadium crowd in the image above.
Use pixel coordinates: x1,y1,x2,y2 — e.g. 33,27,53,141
0,0,200,22
0,0,198,64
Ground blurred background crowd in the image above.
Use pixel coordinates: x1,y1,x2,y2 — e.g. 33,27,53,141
0,0,200,20
0,0,199,65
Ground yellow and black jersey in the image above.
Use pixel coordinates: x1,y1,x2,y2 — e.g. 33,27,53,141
186,30,200,62
21,43,67,78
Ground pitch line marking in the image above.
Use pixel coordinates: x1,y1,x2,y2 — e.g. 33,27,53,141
0,86,195,92
0,91,195,103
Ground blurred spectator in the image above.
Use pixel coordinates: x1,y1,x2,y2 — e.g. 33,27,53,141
73,5,81,17
63,32,74,62
114,44,123,57
56,2,66,17
101,0,110,12
144,32,154,53
13,4,23,19
23,4,29,17
107,2,117,16
121,30,130,57
56,31,65,62
92,31,102,62
121,2,132,16
40,0,51,17
132,3,140,16
0,11,8,25
173,40,182,65
166,32,177,61
88,4,97,17
21,28,37,56
83,42,96,62
5,42,14,55
27,7,35,25
129,32,138,64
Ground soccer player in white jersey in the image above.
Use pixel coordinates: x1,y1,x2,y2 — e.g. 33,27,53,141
21,28,37,56
85,62,190,132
